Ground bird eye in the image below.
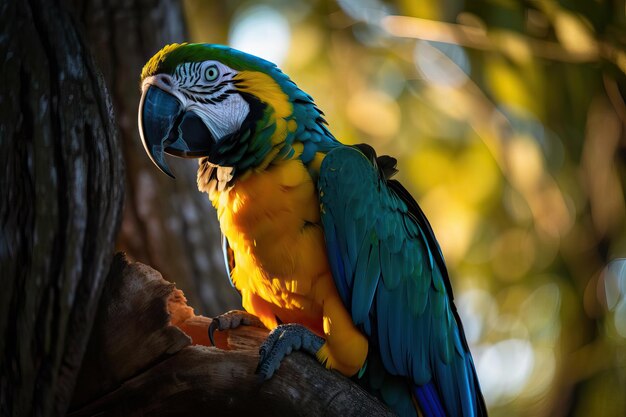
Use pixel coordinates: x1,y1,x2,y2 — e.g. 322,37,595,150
205,65,219,81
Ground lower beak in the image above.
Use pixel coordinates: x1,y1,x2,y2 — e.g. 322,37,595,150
138,85,216,178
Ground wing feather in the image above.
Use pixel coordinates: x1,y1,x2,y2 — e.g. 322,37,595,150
318,145,487,417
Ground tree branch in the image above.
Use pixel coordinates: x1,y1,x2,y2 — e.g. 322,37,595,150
69,254,393,416
382,14,626,72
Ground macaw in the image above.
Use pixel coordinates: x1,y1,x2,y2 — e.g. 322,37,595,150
138,43,487,417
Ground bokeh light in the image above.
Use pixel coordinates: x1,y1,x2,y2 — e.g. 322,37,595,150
229,5,291,66
603,259,626,338
477,338,535,404
414,40,470,88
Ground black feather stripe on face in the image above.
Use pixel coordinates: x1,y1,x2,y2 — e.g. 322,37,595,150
197,91,268,190
182,78,240,102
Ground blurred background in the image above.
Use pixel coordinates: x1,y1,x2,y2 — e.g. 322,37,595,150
113,0,626,415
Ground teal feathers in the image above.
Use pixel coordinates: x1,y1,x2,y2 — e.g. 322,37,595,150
318,144,487,417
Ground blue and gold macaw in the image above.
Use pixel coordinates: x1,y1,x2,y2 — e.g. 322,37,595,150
138,43,487,417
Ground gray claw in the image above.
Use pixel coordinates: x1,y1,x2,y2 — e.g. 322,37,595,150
208,320,219,346
208,310,264,347
255,324,324,380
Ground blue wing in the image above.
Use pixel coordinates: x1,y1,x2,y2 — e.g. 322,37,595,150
318,144,487,417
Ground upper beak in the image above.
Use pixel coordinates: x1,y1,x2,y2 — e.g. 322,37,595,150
138,84,216,178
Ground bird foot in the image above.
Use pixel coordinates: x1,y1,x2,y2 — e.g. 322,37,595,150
208,310,264,346
255,323,324,381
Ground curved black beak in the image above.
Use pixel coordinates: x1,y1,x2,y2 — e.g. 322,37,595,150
138,85,216,178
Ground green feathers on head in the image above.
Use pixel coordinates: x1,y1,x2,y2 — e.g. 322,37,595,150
140,43,276,81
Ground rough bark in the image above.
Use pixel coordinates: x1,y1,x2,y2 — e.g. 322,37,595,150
67,0,241,316
0,0,124,415
69,254,393,417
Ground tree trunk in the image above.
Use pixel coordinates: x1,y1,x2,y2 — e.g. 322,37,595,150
68,0,241,316
0,0,124,415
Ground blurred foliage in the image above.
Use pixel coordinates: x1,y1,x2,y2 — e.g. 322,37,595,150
182,0,626,415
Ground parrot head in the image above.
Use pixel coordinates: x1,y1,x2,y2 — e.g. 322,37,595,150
138,43,333,178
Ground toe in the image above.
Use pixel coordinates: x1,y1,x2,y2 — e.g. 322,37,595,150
208,320,220,346
254,324,325,380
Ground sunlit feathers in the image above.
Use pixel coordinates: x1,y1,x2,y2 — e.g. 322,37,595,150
209,157,369,376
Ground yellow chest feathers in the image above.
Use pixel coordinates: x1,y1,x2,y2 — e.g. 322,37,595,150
210,159,331,308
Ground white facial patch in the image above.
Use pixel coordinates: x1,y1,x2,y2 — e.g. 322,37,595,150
171,60,250,141
185,90,249,141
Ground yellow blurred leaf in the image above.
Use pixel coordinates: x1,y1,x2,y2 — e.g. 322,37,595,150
420,187,478,264
508,135,544,192
346,89,401,143
454,140,501,206
284,24,323,70
485,57,536,111
553,11,597,56
492,30,533,65
406,146,453,193
491,228,536,282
